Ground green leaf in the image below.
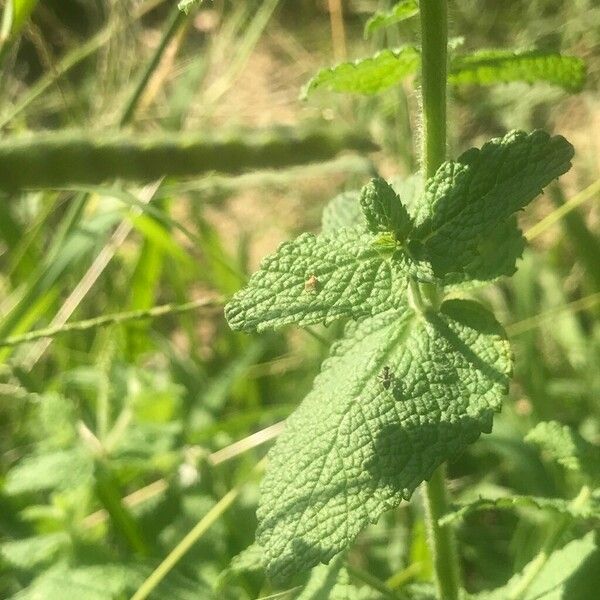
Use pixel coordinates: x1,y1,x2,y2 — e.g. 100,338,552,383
364,1,419,37
225,227,410,332
440,493,600,526
390,174,423,220
442,217,526,288
360,182,525,288
321,191,366,234
412,130,574,277
4,448,94,495
475,532,598,599
360,178,412,241
0,533,70,569
302,47,420,97
15,563,212,600
14,563,144,600
449,50,586,93
215,544,265,590
525,421,600,479
257,299,511,580
297,556,361,600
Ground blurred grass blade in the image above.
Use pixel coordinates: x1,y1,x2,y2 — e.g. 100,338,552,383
208,421,285,465
69,184,246,285
0,0,164,129
449,49,586,92
549,186,600,294
119,4,190,126
0,0,39,64
1,195,58,284
506,291,600,337
19,182,161,369
128,208,194,269
93,457,149,556
345,565,400,599
0,195,93,355
83,418,284,530
525,178,600,241
202,0,281,111
125,199,193,356
8,0,38,33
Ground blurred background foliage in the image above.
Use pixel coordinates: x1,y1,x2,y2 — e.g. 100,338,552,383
0,0,598,598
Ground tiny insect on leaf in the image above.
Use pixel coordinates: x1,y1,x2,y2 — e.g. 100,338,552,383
378,365,394,390
304,274,319,293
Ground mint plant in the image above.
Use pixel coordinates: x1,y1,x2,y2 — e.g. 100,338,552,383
224,1,592,598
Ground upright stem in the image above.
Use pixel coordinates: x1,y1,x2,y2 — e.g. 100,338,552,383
418,3,461,600
424,465,462,600
419,0,448,179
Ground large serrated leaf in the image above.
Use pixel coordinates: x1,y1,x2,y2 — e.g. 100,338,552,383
412,130,574,276
449,50,586,92
364,0,419,37
257,299,511,580
440,493,600,526
225,227,409,332
302,47,420,97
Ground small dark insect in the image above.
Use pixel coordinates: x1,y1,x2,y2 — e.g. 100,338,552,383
304,274,319,293
378,366,394,390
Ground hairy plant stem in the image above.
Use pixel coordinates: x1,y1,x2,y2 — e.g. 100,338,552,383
424,465,461,600
420,0,448,180
418,2,462,600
